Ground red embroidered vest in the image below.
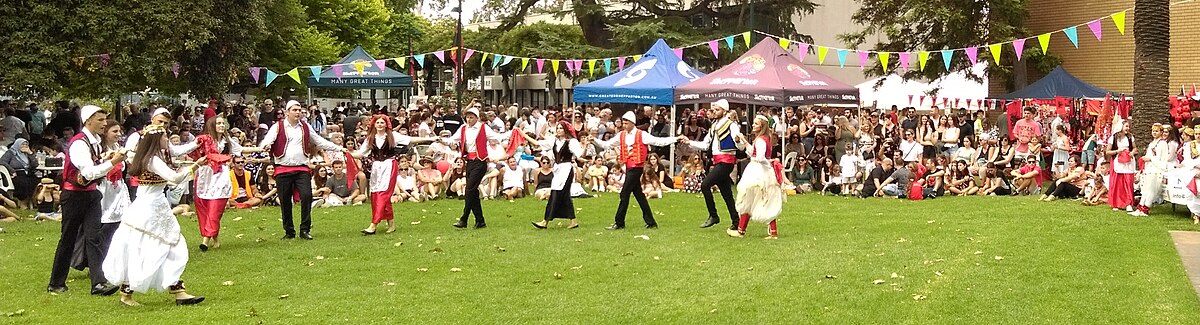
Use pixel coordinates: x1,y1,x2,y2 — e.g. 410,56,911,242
460,124,489,160
618,131,647,167
63,133,102,191
270,120,317,160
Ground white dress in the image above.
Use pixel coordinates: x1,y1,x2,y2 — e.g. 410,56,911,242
735,137,785,223
193,137,243,200
100,145,131,224
103,156,194,293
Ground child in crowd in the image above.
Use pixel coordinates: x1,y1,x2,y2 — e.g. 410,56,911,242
839,143,861,196
606,166,625,193
1082,162,1110,206
587,157,608,192
821,165,842,195
642,171,663,199
34,179,61,221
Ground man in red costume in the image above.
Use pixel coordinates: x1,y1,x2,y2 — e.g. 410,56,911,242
440,106,511,229
595,111,680,229
258,100,347,240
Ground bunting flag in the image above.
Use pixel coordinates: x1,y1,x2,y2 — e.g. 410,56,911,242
835,49,847,67
918,51,930,70
908,95,914,105
1012,39,1026,60
1063,26,1079,48
551,60,560,74
353,61,366,75
433,50,445,63
632,55,641,62
1038,33,1051,54
264,69,278,87
724,36,735,50
818,46,830,64
879,52,890,72
171,62,180,78
796,43,810,62
99,53,110,68
284,68,300,84
920,95,926,105
310,66,322,82
673,48,683,59
491,54,502,69
413,54,425,68
1112,11,1127,35
394,57,407,68
464,49,475,62
988,44,1002,65
479,53,489,67
520,58,530,72
742,32,751,48
965,47,979,64
856,51,869,70
332,65,343,80
603,58,612,75
374,59,387,72
250,67,262,83
1087,20,1103,41
898,52,911,71
940,50,953,70
779,38,791,49
617,56,626,70
708,40,719,58
536,59,545,73
588,59,596,76
448,49,457,64
502,56,514,67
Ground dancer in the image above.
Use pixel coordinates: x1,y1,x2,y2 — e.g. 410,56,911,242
47,105,123,295
258,100,347,240
350,114,434,235
70,120,130,271
125,107,197,199
440,107,510,229
1131,124,1178,216
518,120,583,229
103,124,206,306
595,111,680,229
682,99,743,229
189,116,262,251
1106,118,1137,212
727,115,785,239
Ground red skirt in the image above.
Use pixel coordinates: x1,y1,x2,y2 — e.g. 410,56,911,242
194,197,228,237
1108,172,1134,209
370,160,400,224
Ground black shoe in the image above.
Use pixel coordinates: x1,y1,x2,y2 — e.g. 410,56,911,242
699,218,719,228
198,244,209,252
473,223,487,229
299,232,313,240
47,285,68,293
728,224,739,231
176,296,206,305
606,224,625,230
644,224,658,229
281,234,296,240
452,219,467,228
91,283,119,296
531,222,547,229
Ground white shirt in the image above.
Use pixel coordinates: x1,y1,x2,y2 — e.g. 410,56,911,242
899,139,922,163
501,165,525,189
594,129,677,153
259,119,342,166
68,128,115,185
397,173,417,191
441,122,509,154
124,130,199,158
353,132,416,159
688,117,743,154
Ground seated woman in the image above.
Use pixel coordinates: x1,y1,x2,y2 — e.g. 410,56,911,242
443,159,466,198
499,157,526,200
681,154,706,194
227,158,264,209
256,165,279,206
533,157,554,200
416,158,444,200
0,139,39,208
479,162,502,200
641,170,664,199
586,157,608,192
393,167,421,203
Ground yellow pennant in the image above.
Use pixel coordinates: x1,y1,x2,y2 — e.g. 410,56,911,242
520,58,529,72
394,57,406,69
742,32,751,48
1112,11,1127,35
285,68,301,84
817,46,829,64
988,44,1003,65
918,51,930,70
779,38,790,49
632,55,641,62
353,62,366,75
879,52,890,72
551,60,560,74
1038,33,1051,54
588,60,596,76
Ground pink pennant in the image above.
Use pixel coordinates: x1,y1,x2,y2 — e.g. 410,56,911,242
673,48,683,59
898,52,911,71
332,65,343,80
856,51,869,69
708,41,719,57
617,57,626,70
976,99,984,108
535,59,545,73
171,62,180,78
99,53,110,68
919,95,926,105
1012,39,1026,60
908,95,914,104
965,47,979,64
1087,20,1103,41
464,49,475,62
249,67,261,83
942,98,949,107
574,60,584,73
796,43,810,62
433,51,445,63
374,60,387,72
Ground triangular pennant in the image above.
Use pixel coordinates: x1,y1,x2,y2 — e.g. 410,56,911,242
940,50,953,70
413,54,425,68
433,51,445,63
796,43,810,62
779,38,791,49
741,32,751,48
817,46,830,64
492,54,502,69
394,57,407,69
856,51,869,70
1038,33,1051,54
588,60,596,77
310,66,322,82
673,48,683,59
908,95,914,105
988,44,1002,65
835,49,847,67
551,60,560,74
603,58,612,75
374,59,387,72
536,59,545,73
521,58,529,72
724,36,735,50
284,68,301,84
264,69,278,87
171,62,180,78
1012,39,1026,60
332,65,343,80
618,57,626,70
879,52,890,72
1087,20,1103,41
502,56,514,66
965,47,979,64
479,53,489,67
919,95,926,105
1112,11,1127,35
632,55,641,62
353,62,366,75
898,52,911,71
708,40,719,58
1063,26,1079,48
918,51,930,70
448,49,457,64
250,67,262,83
464,49,475,62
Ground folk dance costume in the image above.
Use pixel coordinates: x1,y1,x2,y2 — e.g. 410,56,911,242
188,133,242,251
71,140,131,271
103,128,205,305
687,99,743,230
1107,119,1137,211
596,111,680,229
1182,126,1200,224
527,121,584,229
258,100,345,240
124,107,198,199
728,120,786,239
440,108,510,229
1131,124,1178,216
353,115,434,234
47,106,121,295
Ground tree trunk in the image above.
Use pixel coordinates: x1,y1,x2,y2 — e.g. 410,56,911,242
573,0,612,47
1132,0,1170,149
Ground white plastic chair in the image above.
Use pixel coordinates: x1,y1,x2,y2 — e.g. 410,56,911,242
0,168,15,193
782,152,799,174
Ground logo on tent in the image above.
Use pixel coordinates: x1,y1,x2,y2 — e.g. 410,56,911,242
786,64,811,79
733,55,766,76
347,59,381,76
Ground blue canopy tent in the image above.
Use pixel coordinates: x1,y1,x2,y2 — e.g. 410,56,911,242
993,66,1112,99
572,39,704,105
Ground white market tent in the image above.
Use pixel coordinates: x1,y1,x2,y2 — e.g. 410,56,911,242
856,64,989,110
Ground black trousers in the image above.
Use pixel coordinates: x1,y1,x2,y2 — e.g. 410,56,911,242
71,222,119,271
276,170,313,235
48,190,106,287
1046,182,1082,198
460,160,486,224
614,167,655,227
701,162,738,224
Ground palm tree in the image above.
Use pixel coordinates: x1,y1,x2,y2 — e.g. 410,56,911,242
1132,0,1170,149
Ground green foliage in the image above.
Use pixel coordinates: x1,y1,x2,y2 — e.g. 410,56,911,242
301,0,394,54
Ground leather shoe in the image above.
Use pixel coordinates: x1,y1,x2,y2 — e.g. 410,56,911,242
281,234,296,240
699,218,719,228
91,283,119,296
452,220,467,228
606,224,625,230
47,285,68,293
644,224,658,229
473,223,487,229
728,224,739,231
176,296,206,305
299,232,313,240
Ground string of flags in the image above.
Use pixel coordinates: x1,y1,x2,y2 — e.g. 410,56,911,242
67,7,1133,87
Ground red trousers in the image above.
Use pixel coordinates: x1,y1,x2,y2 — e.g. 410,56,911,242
194,197,228,237
737,214,778,236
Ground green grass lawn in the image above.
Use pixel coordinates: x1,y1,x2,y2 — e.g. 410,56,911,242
2,193,1200,324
